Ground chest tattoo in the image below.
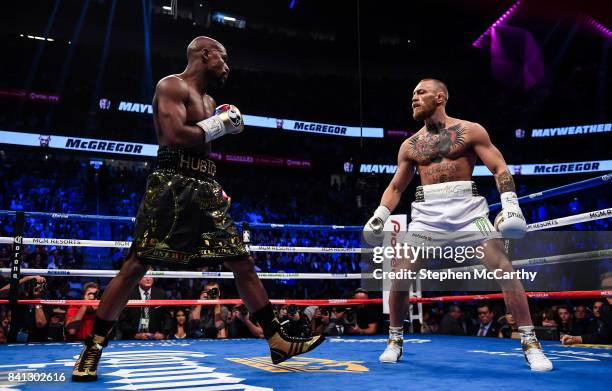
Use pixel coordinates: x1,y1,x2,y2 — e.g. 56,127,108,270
409,124,466,163
421,162,460,183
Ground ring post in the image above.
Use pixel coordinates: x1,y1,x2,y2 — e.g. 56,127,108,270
8,211,25,342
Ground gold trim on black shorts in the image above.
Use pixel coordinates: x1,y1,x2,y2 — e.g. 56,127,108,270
131,147,248,269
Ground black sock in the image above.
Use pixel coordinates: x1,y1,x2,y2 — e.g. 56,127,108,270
252,302,276,339
92,317,116,337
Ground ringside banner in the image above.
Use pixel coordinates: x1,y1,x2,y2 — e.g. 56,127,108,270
0,88,61,103
100,98,386,138
0,130,312,168
359,160,612,176
243,115,384,138
530,122,611,138
0,130,157,156
1,131,608,174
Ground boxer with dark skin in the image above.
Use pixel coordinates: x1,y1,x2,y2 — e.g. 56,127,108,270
369,79,552,370
72,37,323,382
152,37,218,157
151,39,270,317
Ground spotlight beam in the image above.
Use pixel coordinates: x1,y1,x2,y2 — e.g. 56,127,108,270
472,0,523,48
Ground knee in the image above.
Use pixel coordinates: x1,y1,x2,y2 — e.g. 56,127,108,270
483,244,513,272
118,257,147,281
493,256,514,274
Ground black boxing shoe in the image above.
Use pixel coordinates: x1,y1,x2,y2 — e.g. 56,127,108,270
266,319,325,365
72,334,108,382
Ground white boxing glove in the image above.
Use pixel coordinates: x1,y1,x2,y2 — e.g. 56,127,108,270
363,205,391,246
494,192,527,239
196,104,244,143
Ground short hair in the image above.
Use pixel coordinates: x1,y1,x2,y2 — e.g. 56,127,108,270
477,302,491,312
203,281,220,293
205,281,219,288
420,78,449,102
601,271,612,284
449,305,461,312
187,36,223,62
354,288,369,297
592,300,605,310
557,305,570,313
83,282,99,292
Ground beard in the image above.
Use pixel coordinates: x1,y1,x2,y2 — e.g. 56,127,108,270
209,76,226,89
412,103,437,121
206,69,227,89
213,76,227,88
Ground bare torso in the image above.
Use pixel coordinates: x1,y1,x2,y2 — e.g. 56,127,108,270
153,75,214,156
404,118,478,185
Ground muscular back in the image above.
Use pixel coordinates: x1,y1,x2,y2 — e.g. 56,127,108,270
153,75,215,155
404,118,478,184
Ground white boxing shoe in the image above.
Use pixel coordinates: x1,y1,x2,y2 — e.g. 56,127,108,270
522,341,553,372
379,339,403,363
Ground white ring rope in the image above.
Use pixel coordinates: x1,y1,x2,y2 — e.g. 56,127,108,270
0,268,363,279
0,208,609,252
447,248,612,273
525,208,611,231
1,249,609,280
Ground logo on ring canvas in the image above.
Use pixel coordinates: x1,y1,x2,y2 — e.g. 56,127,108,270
227,356,369,373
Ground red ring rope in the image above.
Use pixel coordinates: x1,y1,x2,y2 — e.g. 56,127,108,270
2,290,608,307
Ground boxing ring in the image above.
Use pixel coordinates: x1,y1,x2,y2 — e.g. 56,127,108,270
0,335,611,391
0,174,611,390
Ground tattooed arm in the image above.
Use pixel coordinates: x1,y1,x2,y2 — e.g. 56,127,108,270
380,140,415,212
471,123,515,193
472,123,527,238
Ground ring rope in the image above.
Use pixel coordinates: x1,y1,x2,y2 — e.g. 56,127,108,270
1,208,609,252
0,210,360,231
0,268,364,279
2,248,609,280
415,290,611,303
444,248,612,271
1,289,608,307
488,173,611,211
0,298,379,307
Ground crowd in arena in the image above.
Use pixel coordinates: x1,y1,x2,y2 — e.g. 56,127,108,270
1,151,609,233
1,273,610,345
0,2,610,347
0,149,610,345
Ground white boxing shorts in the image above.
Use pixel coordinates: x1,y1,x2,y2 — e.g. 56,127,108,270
404,181,499,247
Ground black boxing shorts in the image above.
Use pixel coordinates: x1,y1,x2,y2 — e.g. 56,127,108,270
130,146,249,269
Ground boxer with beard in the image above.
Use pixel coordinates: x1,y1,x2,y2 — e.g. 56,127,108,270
364,79,552,371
